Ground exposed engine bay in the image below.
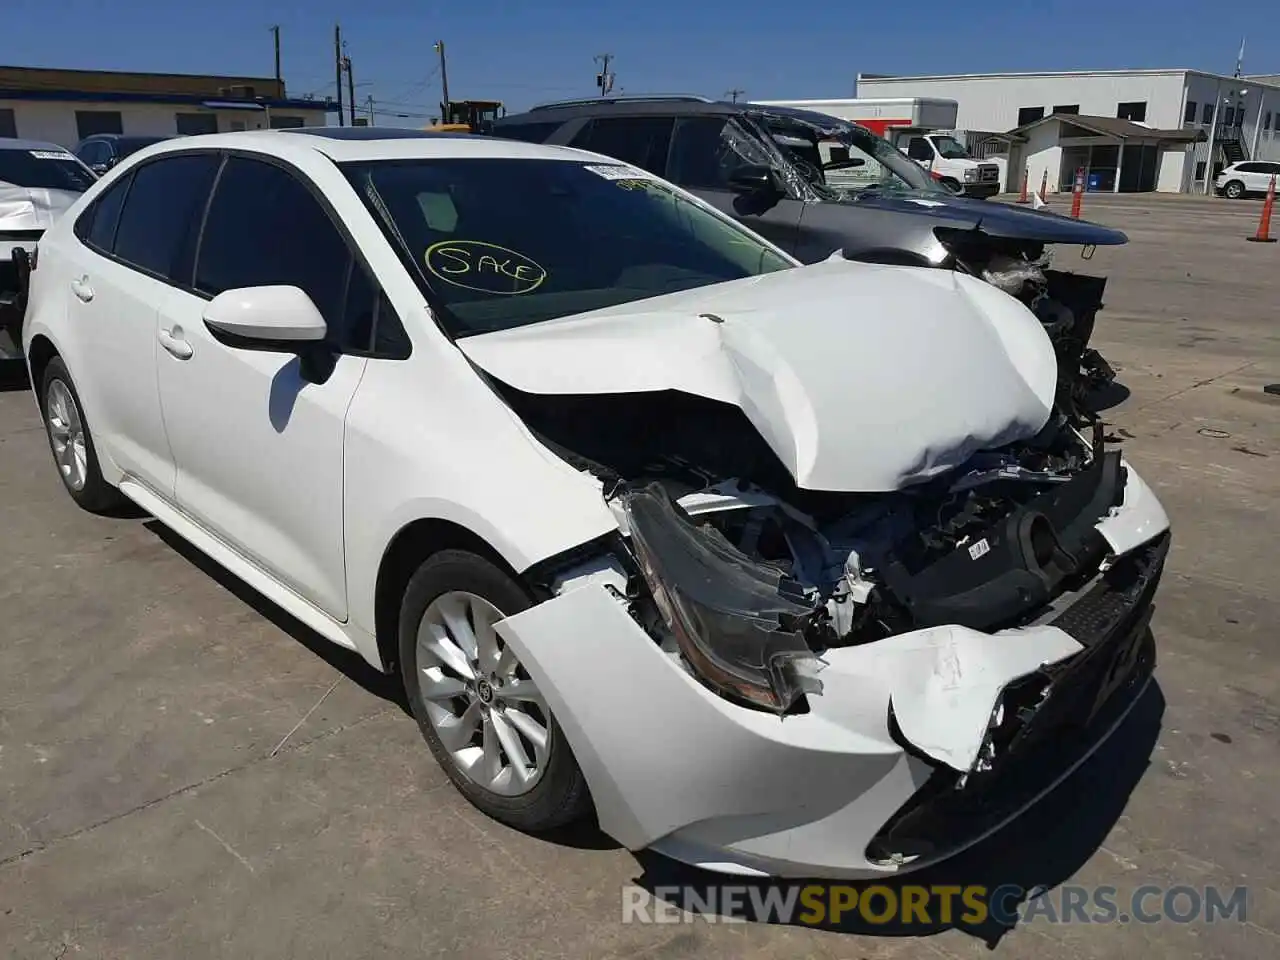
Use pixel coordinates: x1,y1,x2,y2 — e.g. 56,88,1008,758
935,227,1116,422
508,384,1132,716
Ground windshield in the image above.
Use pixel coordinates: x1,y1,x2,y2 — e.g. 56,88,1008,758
932,135,971,160
0,148,96,192
343,157,794,337
750,112,944,199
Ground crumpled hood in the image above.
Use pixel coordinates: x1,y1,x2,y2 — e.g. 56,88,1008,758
458,259,1058,492
840,191,1128,246
0,184,80,232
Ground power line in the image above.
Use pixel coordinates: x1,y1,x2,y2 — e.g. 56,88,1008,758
725,88,745,103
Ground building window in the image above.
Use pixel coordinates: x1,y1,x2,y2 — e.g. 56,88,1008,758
1195,160,1207,181
1016,106,1045,126
1235,102,1245,126
175,112,218,135
1266,112,1273,131
1184,100,1198,123
0,107,15,138
1202,102,1214,124
1052,104,1079,115
74,110,123,139
1116,101,1147,122
1224,106,1235,125
269,115,305,129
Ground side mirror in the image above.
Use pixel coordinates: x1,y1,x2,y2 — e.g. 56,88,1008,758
204,285,334,382
204,285,327,345
728,164,782,197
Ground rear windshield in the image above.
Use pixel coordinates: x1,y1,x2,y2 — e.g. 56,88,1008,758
342,156,793,337
0,149,96,192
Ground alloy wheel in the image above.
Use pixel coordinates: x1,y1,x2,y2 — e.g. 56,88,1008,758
45,378,88,492
416,590,551,797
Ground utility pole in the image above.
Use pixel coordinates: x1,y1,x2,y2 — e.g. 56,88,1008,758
344,52,356,126
433,41,450,121
366,95,375,125
334,24,344,126
725,88,745,103
594,53,614,96
270,24,281,87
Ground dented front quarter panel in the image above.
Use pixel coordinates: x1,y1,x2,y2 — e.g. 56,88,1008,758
493,583,1086,878
491,457,1170,879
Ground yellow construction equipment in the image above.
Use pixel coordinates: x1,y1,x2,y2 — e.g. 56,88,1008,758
426,99,505,134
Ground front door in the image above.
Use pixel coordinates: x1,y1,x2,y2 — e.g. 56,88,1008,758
155,154,371,620
665,116,805,255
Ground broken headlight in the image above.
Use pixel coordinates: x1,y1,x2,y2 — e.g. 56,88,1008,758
621,483,825,714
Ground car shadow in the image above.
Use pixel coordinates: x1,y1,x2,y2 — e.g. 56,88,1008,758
0,359,30,392
143,519,409,715
629,677,1166,948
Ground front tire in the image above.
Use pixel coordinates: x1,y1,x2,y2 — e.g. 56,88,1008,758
398,549,590,832
39,357,125,513
1224,180,1246,200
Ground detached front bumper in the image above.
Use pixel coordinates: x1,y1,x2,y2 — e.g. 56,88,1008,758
961,182,1001,199
494,464,1170,879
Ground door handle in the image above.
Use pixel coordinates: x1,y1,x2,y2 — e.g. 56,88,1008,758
158,327,193,360
70,276,94,303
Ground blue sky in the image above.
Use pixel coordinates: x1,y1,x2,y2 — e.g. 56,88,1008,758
5,0,1274,122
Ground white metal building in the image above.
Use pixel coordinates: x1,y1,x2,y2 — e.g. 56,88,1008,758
0,65,332,148
856,69,1280,193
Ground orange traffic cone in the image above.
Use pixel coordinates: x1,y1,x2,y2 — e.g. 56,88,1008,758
1248,174,1277,243
1070,167,1085,218
1038,169,1049,201
1016,167,1030,204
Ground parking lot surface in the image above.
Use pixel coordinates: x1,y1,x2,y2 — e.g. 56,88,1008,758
2,193,1278,959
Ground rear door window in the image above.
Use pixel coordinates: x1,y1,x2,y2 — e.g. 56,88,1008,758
112,154,219,281
568,116,675,175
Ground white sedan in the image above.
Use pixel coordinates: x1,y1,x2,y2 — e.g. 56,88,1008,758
22,128,1170,879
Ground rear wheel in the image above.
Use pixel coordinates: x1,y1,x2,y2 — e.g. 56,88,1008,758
1224,180,1246,200
39,357,125,513
398,549,590,832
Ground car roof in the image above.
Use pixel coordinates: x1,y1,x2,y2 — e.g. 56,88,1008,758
124,127,607,165
494,96,865,132
0,137,74,153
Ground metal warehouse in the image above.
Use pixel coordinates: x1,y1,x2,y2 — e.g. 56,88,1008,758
0,65,332,149
856,68,1280,194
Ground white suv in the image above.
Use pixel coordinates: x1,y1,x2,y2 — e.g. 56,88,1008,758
1214,160,1280,199
23,129,1170,880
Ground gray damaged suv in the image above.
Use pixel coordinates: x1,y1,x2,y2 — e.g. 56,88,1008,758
492,96,1129,420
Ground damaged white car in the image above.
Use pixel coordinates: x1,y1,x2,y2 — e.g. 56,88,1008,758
24,130,1169,880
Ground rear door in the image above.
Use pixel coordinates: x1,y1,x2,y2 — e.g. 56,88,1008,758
664,116,804,255
59,153,219,496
